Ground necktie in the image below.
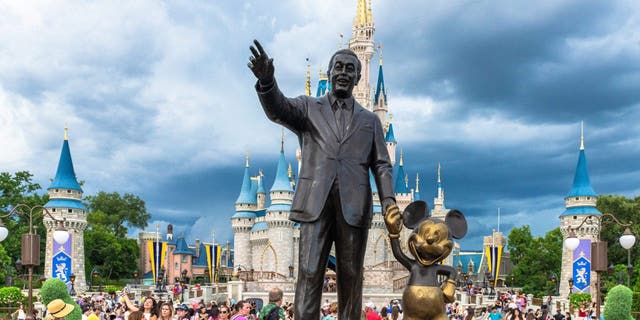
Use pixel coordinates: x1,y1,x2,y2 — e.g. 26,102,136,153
335,100,346,138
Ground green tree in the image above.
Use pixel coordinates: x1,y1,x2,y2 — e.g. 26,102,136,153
0,171,49,270
84,192,148,280
596,195,640,290
85,192,150,238
84,224,138,280
507,226,562,296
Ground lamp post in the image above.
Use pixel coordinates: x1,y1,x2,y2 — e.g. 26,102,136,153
549,272,559,296
0,204,69,316
133,270,139,288
69,273,76,296
91,268,100,291
563,213,636,320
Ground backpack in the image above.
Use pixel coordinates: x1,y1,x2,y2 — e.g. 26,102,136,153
265,307,281,320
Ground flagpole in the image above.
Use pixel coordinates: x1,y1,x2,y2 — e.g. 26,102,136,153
156,223,160,290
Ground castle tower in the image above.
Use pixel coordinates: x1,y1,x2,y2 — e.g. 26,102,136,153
373,44,388,129
559,124,601,297
232,154,257,270
431,163,447,220
261,135,295,276
385,115,397,166
394,150,412,211
43,127,88,289
256,171,266,210
413,173,421,201
348,0,375,109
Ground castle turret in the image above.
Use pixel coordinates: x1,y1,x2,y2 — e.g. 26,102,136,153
394,150,411,210
348,0,375,109
559,123,601,297
373,44,388,129
235,151,257,211
43,127,88,289
232,153,258,270
431,163,448,220
385,115,397,166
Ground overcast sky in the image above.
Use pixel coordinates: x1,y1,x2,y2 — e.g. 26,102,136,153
1,0,639,250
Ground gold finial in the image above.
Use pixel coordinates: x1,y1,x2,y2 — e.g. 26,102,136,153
245,148,250,168
378,43,383,66
580,121,585,150
415,173,420,192
367,0,373,22
287,162,293,178
318,65,327,81
404,173,409,188
281,128,285,152
64,124,68,140
305,58,311,96
389,113,393,123
338,33,344,49
437,163,441,183
399,148,404,166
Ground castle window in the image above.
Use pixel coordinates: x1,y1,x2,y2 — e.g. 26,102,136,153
575,197,579,200
68,209,72,213
52,208,56,212
55,189,59,192
587,197,591,200
67,190,72,193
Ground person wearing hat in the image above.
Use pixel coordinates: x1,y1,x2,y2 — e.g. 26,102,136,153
47,299,75,320
174,304,190,320
364,302,381,320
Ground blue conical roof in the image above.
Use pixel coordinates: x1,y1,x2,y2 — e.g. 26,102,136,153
395,163,409,194
374,64,387,106
235,164,256,205
49,139,82,191
567,149,597,197
174,236,195,255
270,147,293,192
385,123,397,143
194,242,208,266
257,174,266,193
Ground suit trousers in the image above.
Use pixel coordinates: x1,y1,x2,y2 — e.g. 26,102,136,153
294,181,369,319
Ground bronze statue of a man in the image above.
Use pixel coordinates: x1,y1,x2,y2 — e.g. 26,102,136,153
248,39,399,319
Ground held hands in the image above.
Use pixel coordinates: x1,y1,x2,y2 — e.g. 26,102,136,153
384,203,402,238
248,39,274,84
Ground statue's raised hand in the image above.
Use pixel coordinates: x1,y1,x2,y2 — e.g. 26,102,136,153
248,39,274,84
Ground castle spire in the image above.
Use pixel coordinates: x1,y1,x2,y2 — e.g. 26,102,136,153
305,58,311,96
566,123,596,198
415,173,420,192
64,124,68,140
349,0,375,110
395,149,409,194
270,136,293,193
245,148,250,168
49,127,82,191
235,152,255,205
580,121,585,150
281,128,285,152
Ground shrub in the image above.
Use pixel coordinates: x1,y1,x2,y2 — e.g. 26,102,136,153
0,287,25,305
40,279,82,320
603,285,633,320
570,293,592,310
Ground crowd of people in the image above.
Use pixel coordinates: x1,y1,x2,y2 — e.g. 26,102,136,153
445,291,597,320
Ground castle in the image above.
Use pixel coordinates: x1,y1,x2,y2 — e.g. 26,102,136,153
231,0,453,289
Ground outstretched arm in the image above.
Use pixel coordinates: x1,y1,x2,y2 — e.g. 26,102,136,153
385,208,413,270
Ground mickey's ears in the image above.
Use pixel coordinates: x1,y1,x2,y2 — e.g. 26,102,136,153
403,200,429,229
445,209,467,239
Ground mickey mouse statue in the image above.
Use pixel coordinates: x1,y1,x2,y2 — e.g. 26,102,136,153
385,200,467,320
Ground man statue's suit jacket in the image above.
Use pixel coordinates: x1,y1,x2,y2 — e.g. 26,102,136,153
256,80,394,228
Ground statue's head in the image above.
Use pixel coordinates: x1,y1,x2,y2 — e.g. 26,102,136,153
327,49,362,99
402,201,467,266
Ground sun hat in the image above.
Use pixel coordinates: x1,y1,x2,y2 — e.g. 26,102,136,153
365,301,375,309
47,299,75,318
